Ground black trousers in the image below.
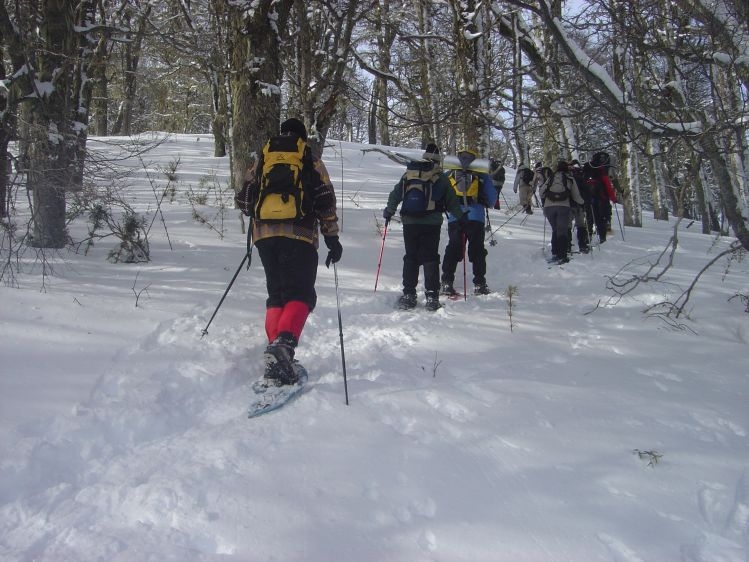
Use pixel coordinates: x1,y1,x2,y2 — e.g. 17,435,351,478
402,223,441,295
544,205,572,259
591,197,611,241
256,236,318,311
442,220,487,286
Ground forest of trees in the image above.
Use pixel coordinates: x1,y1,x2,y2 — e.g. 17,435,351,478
0,0,747,256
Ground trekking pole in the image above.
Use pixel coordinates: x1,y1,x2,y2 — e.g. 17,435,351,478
373,219,389,292
614,202,625,241
542,216,547,256
489,205,524,238
333,262,349,405
201,225,253,337
590,204,601,248
582,212,593,259
462,232,468,300
501,190,509,208
485,209,497,246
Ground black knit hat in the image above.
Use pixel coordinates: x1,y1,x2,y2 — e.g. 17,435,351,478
422,142,440,161
280,117,308,141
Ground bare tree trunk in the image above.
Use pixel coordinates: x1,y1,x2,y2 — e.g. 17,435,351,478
377,76,391,146
646,138,668,220
510,14,529,166
88,0,112,138
91,53,109,137
228,1,293,191
367,85,378,145
700,134,749,249
0,48,10,218
621,142,642,227
372,0,393,146
28,0,77,248
417,0,439,144
449,0,482,149
111,5,151,136
210,69,228,157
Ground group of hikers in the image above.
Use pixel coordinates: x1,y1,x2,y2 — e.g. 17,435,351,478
235,119,618,387
381,144,619,309
515,154,619,263
382,144,497,311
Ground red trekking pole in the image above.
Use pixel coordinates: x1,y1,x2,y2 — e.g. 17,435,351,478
374,219,389,292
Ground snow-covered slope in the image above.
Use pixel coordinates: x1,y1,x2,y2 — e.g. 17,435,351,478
1,134,747,561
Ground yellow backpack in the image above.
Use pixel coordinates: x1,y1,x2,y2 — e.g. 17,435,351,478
255,135,308,220
448,169,479,202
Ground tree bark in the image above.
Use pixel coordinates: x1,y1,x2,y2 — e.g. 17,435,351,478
28,0,77,248
111,5,151,136
228,1,293,192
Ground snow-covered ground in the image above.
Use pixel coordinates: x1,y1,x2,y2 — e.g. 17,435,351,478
1,134,747,561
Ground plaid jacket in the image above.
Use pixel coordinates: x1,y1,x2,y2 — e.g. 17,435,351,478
241,154,339,248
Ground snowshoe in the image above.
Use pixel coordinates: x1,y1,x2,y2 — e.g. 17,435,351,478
397,293,417,310
440,282,458,297
474,283,491,296
425,295,442,311
249,362,308,418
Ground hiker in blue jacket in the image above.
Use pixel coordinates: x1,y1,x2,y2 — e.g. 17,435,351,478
441,148,497,296
383,144,464,311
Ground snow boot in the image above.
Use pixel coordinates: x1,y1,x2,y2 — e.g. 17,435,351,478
425,291,442,311
397,292,417,310
474,282,491,295
440,282,458,297
264,333,299,386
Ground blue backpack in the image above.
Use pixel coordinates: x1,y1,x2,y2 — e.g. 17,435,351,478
401,160,440,216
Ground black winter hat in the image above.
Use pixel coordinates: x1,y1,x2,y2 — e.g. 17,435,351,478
423,142,440,160
280,117,308,141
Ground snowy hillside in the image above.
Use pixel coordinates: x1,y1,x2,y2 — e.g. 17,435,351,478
1,134,748,561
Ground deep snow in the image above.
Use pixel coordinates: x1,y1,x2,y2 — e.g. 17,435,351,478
1,134,748,561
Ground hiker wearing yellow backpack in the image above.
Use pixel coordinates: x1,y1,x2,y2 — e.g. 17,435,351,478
440,148,497,297
237,117,342,386
382,143,466,311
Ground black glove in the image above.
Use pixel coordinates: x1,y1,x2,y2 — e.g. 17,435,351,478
324,235,343,268
383,208,394,222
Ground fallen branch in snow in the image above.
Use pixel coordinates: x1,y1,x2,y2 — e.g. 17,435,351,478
604,217,744,324
633,449,663,468
421,352,442,378
131,271,151,308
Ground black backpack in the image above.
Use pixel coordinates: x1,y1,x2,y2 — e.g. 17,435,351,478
591,151,610,168
520,167,535,184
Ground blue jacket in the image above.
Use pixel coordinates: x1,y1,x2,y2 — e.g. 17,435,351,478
446,170,496,224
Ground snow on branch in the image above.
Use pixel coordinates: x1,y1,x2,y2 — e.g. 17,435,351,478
544,13,703,136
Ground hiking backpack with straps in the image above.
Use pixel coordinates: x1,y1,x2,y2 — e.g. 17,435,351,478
448,169,480,203
254,135,310,221
400,160,442,215
545,173,571,202
520,167,535,184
